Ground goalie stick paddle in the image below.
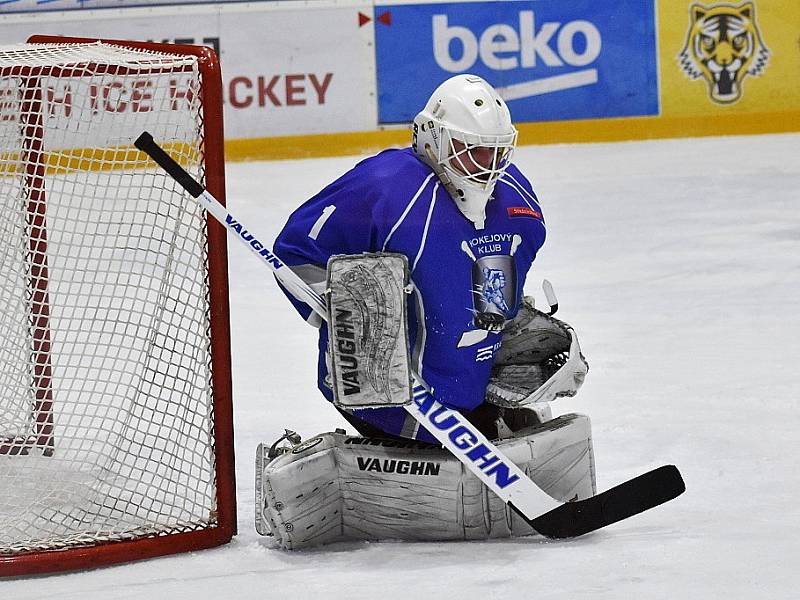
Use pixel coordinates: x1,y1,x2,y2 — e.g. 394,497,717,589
135,131,686,539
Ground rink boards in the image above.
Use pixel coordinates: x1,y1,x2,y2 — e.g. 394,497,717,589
0,0,798,157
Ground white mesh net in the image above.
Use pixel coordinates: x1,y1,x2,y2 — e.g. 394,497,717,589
0,42,225,557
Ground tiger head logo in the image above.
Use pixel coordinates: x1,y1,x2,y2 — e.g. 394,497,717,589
679,2,770,104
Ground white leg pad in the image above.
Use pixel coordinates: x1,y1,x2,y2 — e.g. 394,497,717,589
256,413,595,549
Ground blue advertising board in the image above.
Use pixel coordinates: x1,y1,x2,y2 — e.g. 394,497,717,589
376,1,659,124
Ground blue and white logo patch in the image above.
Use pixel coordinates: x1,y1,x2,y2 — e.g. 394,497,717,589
459,233,521,331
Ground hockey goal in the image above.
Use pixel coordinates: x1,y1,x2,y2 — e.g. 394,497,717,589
0,36,235,576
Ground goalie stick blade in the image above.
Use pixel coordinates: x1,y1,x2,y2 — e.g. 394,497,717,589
512,464,685,539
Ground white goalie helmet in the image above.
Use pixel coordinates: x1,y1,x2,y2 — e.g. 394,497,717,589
412,74,518,229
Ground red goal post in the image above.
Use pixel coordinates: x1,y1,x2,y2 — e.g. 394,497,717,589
0,36,235,576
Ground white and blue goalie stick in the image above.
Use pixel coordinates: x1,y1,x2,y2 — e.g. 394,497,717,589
135,131,685,539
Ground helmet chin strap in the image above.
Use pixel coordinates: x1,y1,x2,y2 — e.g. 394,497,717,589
424,144,487,230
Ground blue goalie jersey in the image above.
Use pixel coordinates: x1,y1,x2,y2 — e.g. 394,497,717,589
274,148,546,442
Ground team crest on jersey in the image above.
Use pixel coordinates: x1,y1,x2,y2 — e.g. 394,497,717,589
476,259,514,315
460,233,522,332
678,2,770,104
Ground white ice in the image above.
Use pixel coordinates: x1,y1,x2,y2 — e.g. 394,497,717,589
4,132,799,599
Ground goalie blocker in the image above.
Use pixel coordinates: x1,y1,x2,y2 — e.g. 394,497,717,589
326,253,412,409
256,414,595,549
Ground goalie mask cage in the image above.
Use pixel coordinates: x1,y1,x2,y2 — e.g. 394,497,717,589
0,36,236,576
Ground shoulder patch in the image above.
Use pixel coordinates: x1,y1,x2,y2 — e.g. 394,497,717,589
507,206,542,220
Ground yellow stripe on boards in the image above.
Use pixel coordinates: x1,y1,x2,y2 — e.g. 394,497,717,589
1,112,796,175
0,143,197,176
225,129,411,162
224,111,800,162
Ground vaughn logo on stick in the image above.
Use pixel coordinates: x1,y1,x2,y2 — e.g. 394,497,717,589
413,392,520,489
224,214,284,269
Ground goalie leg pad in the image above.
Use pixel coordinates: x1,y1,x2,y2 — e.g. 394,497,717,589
255,434,345,548
256,414,596,549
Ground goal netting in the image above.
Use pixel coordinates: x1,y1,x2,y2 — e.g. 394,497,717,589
0,38,235,575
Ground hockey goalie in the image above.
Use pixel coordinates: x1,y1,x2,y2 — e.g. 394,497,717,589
254,75,595,548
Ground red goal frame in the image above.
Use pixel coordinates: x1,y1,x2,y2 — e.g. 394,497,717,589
0,36,236,576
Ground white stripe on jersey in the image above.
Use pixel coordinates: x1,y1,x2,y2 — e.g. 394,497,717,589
410,282,428,382
411,182,439,272
382,172,436,251
498,173,544,215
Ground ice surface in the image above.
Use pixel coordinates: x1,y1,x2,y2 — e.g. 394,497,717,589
3,133,799,598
